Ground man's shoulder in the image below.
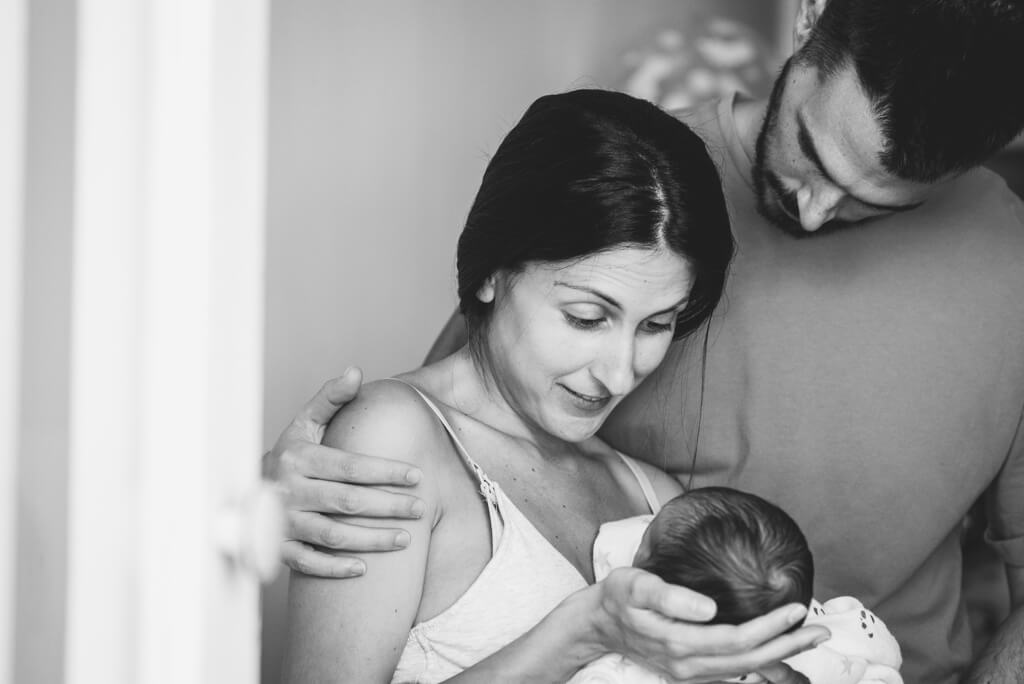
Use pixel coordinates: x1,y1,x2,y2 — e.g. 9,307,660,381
666,97,725,145
887,166,1024,254
944,166,1024,227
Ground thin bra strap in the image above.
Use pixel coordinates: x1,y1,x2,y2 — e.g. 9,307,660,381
616,452,662,514
382,378,500,509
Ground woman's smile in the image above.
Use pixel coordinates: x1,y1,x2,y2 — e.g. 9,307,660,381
557,383,612,414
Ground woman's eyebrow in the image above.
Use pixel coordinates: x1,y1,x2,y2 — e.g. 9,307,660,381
554,282,688,315
652,296,689,316
554,281,620,309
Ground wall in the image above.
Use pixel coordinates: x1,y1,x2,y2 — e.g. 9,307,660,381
261,2,791,680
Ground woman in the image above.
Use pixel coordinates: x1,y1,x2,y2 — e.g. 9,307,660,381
282,89,813,683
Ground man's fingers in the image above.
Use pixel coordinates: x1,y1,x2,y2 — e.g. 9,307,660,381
281,540,367,578
291,368,364,434
289,479,425,519
288,511,412,551
293,442,422,486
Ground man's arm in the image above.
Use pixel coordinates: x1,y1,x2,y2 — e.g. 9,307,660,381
423,309,468,364
265,313,470,578
263,367,426,577
965,566,1024,683
966,410,1024,683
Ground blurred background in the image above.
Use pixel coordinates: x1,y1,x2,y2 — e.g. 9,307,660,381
3,1,1020,683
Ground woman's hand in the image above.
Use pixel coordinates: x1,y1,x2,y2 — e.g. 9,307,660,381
753,662,811,684
577,567,829,683
263,368,427,578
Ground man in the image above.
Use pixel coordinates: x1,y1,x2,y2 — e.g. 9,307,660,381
265,1,1024,682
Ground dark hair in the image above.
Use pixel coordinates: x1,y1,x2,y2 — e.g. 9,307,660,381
637,487,814,626
456,89,733,341
796,0,1024,182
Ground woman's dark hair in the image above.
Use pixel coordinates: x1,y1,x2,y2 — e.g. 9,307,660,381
456,89,733,341
637,487,814,628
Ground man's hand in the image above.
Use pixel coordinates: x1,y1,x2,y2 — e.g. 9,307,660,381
263,368,426,578
581,568,828,683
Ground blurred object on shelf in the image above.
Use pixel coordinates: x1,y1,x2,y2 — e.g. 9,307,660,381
615,14,784,110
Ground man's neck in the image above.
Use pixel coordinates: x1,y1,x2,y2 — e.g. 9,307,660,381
730,95,768,174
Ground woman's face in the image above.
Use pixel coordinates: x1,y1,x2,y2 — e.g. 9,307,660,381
481,246,694,443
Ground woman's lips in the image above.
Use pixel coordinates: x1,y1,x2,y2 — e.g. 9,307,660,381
559,384,611,413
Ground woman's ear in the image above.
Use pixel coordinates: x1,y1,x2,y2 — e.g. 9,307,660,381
476,275,496,304
793,0,829,52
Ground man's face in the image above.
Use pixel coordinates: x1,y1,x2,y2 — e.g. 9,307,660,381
753,58,939,236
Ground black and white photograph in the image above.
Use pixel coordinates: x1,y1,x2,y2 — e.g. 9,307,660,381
4,1,1024,683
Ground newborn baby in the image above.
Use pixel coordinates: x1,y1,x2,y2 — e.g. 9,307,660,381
570,487,903,684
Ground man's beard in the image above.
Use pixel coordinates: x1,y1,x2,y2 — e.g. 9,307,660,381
752,59,855,239
752,59,808,238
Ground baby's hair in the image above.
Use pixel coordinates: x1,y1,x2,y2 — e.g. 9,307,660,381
636,487,813,625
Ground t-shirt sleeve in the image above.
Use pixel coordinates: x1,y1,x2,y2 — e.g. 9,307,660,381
985,406,1024,568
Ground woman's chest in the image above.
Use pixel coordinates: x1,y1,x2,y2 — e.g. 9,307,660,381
481,453,639,583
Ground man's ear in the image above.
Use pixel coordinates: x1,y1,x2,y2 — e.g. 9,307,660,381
476,275,496,304
792,0,829,52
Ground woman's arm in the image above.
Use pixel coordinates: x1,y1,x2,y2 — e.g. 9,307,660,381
281,381,441,683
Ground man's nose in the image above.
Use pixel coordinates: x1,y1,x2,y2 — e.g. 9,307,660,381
796,183,843,232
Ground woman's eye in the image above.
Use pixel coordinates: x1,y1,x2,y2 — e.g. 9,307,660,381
641,319,674,334
564,312,604,330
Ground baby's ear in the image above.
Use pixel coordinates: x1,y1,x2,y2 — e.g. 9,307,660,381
632,523,657,567
632,539,652,567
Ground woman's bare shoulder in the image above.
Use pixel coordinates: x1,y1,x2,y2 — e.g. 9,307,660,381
628,456,685,505
322,377,451,470
590,438,684,508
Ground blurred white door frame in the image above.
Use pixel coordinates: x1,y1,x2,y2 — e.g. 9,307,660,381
66,0,270,682
0,0,27,682
4,0,271,681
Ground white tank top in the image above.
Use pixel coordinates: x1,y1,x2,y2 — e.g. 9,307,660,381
389,381,661,684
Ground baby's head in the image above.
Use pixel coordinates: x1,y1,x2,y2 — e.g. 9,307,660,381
633,487,814,625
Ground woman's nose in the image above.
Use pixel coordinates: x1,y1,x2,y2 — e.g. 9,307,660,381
592,334,636,396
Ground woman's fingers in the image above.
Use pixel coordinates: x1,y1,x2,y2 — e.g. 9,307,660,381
691,604,813,656
657,623,826,683
755,662,810,684
288,511,412,552
281,540,368,578
611,568,717,622
594,572,828,684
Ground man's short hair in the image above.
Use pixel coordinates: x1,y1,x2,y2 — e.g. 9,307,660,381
798,0,1024,181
